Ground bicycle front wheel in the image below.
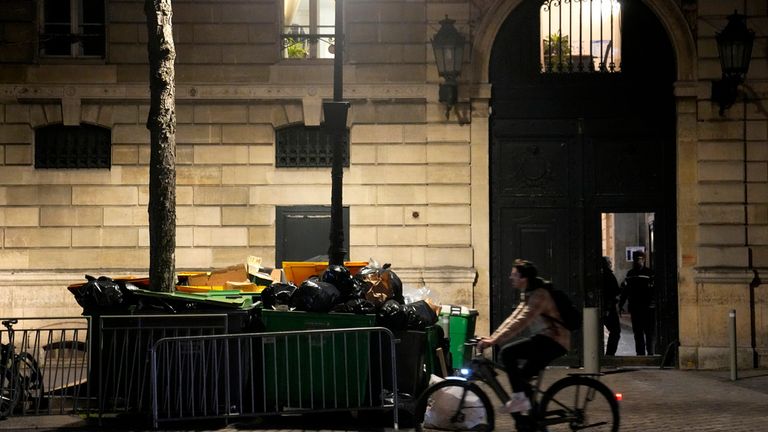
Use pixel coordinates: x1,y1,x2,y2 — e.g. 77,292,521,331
413,378,495,432
537,375,619,432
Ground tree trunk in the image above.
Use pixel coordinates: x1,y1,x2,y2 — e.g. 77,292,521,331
145,0,176,292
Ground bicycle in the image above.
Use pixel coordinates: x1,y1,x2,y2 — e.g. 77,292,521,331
412,339,619,431
1,319,45,418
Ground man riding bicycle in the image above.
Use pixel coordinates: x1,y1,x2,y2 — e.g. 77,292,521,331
477,259,570,430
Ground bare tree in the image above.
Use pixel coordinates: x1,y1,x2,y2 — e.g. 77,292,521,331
144,0,176,292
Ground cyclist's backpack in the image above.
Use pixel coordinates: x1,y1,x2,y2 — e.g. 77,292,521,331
541,280,582,331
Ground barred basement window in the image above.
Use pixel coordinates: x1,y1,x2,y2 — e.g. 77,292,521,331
276,124,349,168
35,124,111,169
540,0,622,73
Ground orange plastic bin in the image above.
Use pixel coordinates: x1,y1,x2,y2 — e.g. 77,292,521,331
282,261,367,285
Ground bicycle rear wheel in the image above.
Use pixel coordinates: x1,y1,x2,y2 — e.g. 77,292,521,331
537,375,619,432
17,353,45,414
412,378,495,431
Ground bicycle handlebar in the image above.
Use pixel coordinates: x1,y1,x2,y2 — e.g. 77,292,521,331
2,319,18,328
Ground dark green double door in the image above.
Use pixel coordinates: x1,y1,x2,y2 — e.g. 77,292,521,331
489,0,678,364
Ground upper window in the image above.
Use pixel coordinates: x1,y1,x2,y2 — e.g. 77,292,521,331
35,124,111,169
282,0,335,59
540,0,621,73
40,0,105,58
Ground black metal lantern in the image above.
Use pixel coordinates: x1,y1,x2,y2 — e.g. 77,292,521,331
712,11,754,115
431,16,465,117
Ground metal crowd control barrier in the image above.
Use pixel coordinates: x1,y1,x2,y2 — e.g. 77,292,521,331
96,314,230,417
150,327,400,429
0,316,89,416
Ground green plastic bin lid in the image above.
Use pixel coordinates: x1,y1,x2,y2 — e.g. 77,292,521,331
439,304,478,317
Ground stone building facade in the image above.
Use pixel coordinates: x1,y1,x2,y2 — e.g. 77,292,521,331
0,0,766,369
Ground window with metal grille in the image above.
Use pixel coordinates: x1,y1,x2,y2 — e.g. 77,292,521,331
35,124,111,169
40,0,105,58
282,0,335,59
540,0,622,73
275,124,349,168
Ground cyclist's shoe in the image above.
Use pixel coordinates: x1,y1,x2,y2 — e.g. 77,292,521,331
499,392,531,414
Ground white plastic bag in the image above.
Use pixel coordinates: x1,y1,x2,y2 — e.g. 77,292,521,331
423,375,488,430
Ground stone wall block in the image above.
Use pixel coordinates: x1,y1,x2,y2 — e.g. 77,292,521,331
427,185,470,204
176,248,214,269
351,124,403,144
427,144,471,163
194,105,248,124
192,24,250,44
194,186,249,205
424,246,473,267
697,246,748,267
351,144,377,164
698,204,744,224
5,145,31,164
193,145,249,164
698,183,744,203
350,205,405,225
5,105,30,123
193,227,249,246
221,206,273,226
247,145,274,165
73,186,138,205
221,165,269,185
377,185,426,205
175,44,223,64
6,186,71,205
427,226,471,245
222,125,274,143
427,123,471,142
355,65,425,83
378,226,427,245
177,125,221,144
3,207,39,226
427,165,470,184
102,207,147,227
71,227,138,247
113,124,149,144
249,185,329,205
698,141,743,160
5,228,70,248
698,161,744,181
698,225,745,245
41,207,102,226
221,3,276,23
177,166,222,185
348,165,426,184
112,145,139,165
248,226,275,246
747,162,768,182
0,125,31,143
373,103,426,123
748,183,768,203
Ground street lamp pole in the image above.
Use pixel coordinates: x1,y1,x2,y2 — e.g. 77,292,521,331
325,0,349,266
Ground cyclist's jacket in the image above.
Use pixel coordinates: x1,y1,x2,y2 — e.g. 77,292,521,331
489,279,571,351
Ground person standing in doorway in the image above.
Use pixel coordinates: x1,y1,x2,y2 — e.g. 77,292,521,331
619,251,656,355
600,256,621,356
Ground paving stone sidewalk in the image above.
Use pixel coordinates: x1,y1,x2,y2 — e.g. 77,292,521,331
2,368,767,431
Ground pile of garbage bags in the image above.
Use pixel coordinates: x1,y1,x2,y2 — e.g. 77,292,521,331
261,260,438,331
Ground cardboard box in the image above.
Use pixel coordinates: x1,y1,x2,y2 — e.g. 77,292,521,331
186,264,248,287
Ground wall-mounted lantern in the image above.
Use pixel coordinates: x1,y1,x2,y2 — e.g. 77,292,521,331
431,16,465,118
712,11,754,116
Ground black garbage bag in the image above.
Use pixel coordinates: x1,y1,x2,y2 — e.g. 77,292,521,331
404,300,438,330
261,282,297,310
332,298,377,314
322,265,354,297
290,280,340,313
71,275,125,313
376,299,408,331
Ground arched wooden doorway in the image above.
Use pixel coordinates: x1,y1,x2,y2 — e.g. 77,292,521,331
489,0,678,365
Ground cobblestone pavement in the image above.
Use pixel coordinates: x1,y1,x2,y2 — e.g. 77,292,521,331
2,368,767,431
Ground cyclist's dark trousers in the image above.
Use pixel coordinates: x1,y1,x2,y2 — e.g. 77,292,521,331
500,335,566,398
603,307,621,356
630,307,655,355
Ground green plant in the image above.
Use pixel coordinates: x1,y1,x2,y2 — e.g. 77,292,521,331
285,37,308,59
543,32,572,71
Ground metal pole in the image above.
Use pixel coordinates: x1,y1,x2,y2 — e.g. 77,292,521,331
729,309,737,381
583,307,599,373
328,0,347,266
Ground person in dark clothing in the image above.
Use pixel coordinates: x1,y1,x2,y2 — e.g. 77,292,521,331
600,256,621,356
619,251,656,355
